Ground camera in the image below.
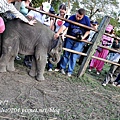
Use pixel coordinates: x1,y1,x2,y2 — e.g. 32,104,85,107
72,28,83,40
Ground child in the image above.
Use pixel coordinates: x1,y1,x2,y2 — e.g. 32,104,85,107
89,24,113,75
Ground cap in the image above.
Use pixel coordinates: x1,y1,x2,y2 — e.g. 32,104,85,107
91,21,98,25
105,24,113,32
93,21,98,25
42,2,51,12
0,17,5,33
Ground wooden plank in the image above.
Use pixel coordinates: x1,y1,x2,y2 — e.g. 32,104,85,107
26,6,96,31
64,34,93,44
77,16,111,77
63,48,120,66
92,56,120,66
27,6,120,42
64,35,120,54
104,32,120,41
98,45,120,54
63,48,87,56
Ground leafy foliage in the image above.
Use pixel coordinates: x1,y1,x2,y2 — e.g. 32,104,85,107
115,30,120,37
32,0,46,7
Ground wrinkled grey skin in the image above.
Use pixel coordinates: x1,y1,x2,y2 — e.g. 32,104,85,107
0,19,62,81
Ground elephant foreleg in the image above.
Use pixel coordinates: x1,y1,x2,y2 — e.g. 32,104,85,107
36,54,47,81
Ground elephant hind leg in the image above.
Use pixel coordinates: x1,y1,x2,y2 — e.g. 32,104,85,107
29,56,36,77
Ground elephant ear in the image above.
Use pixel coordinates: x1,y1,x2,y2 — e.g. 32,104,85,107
55,35,63,52
49,36,63,65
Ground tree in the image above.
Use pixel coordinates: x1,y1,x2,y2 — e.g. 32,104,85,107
79,0,119,20
32,0,46,7
70,0,80,14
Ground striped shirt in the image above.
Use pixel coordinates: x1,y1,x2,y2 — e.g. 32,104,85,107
0,0,29,23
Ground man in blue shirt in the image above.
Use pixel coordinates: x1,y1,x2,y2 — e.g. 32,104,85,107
54,8,91,77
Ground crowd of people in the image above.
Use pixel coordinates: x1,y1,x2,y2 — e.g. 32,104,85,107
0,0,119,87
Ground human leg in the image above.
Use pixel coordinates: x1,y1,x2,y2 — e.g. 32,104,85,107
60,38,73,71
102,64,118,86
67,42,85,75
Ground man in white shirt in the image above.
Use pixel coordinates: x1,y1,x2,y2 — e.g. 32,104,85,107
27,2,51,24
27,9,46,24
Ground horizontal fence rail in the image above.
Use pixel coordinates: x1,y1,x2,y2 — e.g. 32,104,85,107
63,34,120,54
63,48,120,67
27,6,120,42
26,6,97,31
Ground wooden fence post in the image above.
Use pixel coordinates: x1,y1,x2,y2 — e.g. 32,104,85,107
77,15,111,77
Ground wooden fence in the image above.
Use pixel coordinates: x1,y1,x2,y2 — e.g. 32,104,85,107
27,7,120,77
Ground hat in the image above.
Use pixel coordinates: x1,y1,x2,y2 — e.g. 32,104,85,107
0,17,5,33
105,24,113,32
42,2,51,12
93,21,98,25
91,21,98,25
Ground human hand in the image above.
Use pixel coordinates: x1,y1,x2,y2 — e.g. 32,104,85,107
54,33,60,40
28,19,37,26
61,34,65,41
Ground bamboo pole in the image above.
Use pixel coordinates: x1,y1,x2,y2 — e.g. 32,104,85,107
63,34,120,54
63,48,120,67
91,56,120,66
26,6,96,31
64,35,93,44
104,33,120,41
98,45,120,54
63,48,87,56
26,6,120,41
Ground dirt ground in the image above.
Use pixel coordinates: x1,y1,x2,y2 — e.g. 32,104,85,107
0,62,120,120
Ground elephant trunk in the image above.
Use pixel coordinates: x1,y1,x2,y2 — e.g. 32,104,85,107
49,52,60,65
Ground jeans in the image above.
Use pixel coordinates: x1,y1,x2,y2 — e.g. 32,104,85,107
60,37,85,74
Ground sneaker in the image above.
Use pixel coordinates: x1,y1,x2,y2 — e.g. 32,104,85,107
97,71,100,75
117,84,120,87
48,68,53,72
112,82,117,86
102,83,107,86
16,56,21,60
61,69,66,75
54,68,59,72
67,73,71,77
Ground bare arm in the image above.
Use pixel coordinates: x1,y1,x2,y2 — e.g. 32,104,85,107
0,2,36,25
54,25,67,39
82,30,90,40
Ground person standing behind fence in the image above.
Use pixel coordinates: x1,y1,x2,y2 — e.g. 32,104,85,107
78,21,98,65
89,24,113,75
102,53,120,86
108,38,120,60
54,8,91,77
20,0,32,16
47,3,68,72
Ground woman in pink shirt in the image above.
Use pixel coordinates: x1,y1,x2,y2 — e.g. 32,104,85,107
89,24,113,75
